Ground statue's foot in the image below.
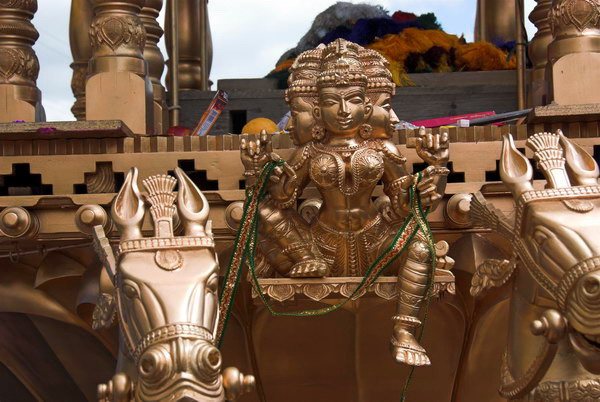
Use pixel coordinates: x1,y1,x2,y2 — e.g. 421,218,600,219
289,259,329,277
390,329,431,366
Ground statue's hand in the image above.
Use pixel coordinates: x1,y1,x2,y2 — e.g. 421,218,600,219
269,153,298,204
240,130,272,173
416,127,449,166
416,166,442,208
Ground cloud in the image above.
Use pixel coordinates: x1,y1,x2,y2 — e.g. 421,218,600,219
33,0,537,122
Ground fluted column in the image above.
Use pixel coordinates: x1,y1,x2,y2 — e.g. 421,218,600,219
141,0,168,134
528,0,552,107
86,0,153,134
0,0,42,123
474,0,517,42
69,0,93,120
165,0,212,91
548,0,600,105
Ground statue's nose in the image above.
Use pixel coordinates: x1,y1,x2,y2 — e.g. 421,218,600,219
339,99,349,115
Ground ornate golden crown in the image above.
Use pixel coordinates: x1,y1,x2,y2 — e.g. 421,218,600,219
317,39,368,88
359,48,395,95
285,45,324,103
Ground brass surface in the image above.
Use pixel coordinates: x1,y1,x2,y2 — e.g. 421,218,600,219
141,0,168,134
69,0,93,120
548,0,600,105
475,0,517,42
93,167,254,401
471,130,600,399
86,0,153,135
165,0,213,92
0,0,42,123
166,0,179,126
516,0,527,110
528,0,553,107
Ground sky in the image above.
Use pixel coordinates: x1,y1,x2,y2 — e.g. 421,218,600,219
34,0,537,122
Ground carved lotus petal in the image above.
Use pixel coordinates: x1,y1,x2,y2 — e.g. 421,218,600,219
266,283,294,302
340,282,367,300
374,282,397,299
0,49,19,80
303,283,332,301
101,18,126,49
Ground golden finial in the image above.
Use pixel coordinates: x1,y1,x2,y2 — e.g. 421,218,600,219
527,132,571,188
143,174,177,238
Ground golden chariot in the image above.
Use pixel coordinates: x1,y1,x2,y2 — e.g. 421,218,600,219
1,1,600,401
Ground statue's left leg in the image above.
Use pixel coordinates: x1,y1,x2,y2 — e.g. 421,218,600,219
390,232,432,366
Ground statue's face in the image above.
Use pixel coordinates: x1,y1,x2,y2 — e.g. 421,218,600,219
369,92,399,137
315,85,370,136
289,96,315,145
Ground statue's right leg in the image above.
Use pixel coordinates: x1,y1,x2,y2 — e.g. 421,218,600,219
257,199,329,277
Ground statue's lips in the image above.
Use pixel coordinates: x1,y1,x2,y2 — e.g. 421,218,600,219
569,330,600,374
336,117,353,127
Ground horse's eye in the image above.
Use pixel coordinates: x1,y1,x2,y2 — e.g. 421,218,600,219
123,284,138,298
533,230,548,246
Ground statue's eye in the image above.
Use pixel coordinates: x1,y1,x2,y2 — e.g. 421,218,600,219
349,97,363,104
323,100,336,107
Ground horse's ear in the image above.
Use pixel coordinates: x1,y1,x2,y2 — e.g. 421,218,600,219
560,130,599,186
175,167,209,236
500,134,533,199
111,168,145,240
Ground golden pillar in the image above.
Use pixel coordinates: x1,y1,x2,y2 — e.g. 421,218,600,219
86,0,154,135
69,0,93,120
548,0,600,105
0,0,42,123
474,0,517,42
141,0,168,134
528,0,552,107
165,0,213,92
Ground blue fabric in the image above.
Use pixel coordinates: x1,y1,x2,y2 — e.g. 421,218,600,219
321,17,424,47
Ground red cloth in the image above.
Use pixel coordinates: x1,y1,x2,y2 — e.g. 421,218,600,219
392,11,417,23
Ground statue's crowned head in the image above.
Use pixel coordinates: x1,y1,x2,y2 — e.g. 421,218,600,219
360,48,398,138
313,39,371,139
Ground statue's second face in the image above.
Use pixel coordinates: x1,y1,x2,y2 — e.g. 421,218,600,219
316,85,369,136
289,96,315,145
369,92,399,137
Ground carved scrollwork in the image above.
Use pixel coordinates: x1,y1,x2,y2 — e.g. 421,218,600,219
550,0,600,36
532,379,600,401
0,47,39,82
89,15,146,52
252,273,455,303
0,0,37,12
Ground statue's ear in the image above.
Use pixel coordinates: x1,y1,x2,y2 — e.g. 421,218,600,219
175,167,209,236
500,134,533,199
364,100,372,119
312,105,322,122
111,168,145,240
560,130,599,186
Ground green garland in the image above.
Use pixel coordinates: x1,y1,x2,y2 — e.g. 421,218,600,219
217,160,437,351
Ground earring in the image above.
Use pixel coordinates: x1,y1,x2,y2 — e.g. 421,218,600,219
312,125,326,141
359,123,373,140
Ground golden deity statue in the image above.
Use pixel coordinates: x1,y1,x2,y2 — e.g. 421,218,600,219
240,39,450,366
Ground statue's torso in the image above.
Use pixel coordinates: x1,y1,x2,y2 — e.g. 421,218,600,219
307,140,394,276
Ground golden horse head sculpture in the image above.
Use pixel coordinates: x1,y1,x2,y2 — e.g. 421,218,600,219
92,168,254,402
470,131,600,399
